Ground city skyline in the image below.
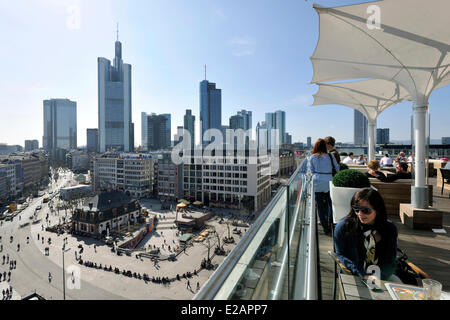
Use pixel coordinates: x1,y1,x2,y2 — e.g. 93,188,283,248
1,0,450,148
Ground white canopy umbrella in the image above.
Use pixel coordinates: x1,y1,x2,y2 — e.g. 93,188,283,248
312,79,411,161
310,0,450,208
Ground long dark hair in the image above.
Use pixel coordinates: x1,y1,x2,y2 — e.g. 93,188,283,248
343,188,388,235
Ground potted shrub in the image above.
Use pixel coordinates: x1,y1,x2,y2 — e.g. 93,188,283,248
339,163,349,171
330,169,370,224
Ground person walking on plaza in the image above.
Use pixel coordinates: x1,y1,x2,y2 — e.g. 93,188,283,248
300,139,339,235
187,280,191,290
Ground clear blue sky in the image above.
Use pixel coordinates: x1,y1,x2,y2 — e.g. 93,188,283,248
1,0,449,147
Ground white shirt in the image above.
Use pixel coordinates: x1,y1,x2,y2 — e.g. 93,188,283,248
407,156,414,163
380,156,393,166
342,156,354,165
445,162,450,170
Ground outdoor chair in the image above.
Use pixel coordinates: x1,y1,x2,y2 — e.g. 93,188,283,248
439,168,450,198
328,250,351,300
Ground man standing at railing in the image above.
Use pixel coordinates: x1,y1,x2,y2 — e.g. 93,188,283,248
325,136,341,164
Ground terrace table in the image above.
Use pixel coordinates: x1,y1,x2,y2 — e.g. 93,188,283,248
338,274,392,300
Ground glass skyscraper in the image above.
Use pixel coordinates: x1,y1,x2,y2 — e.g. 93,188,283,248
184,109,195,150
200,80,222,145
141,112,171,151
265,110,286,148
354,110,368,146
98,38,133,152
43,99,77,160
87,128,99,153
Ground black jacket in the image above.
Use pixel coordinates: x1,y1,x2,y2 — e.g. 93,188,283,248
377,171,411,183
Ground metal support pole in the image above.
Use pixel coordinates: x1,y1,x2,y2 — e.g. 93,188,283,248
368,119,376,162
411,101,429,209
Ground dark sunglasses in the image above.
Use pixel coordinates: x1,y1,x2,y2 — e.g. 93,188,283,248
352,206,373,215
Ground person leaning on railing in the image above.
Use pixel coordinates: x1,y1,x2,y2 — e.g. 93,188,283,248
300,138,339,235
333,188,400,282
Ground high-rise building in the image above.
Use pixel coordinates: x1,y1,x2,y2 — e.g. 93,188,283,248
43,99,77,160
263,110,286,148
98,36,133,153
141,112,171,151
24,140,39,152
162,114,171,148
285,133,292,145
173,126,184,145
229,110,252,131
307,137,312,148
87,129,99,153
183,109,195,150
377,128,390,145
354,110,368,145
442,137,450,145
200,80,222,145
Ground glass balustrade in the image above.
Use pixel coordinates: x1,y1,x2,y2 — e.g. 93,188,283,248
195,158,318,300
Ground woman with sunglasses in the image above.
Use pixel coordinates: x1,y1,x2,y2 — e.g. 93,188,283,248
333,188,399,282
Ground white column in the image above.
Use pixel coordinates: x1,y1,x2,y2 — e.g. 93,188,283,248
368,119,377,162
412,101,428,208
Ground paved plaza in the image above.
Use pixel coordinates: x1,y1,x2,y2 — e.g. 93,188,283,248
0,175,252,300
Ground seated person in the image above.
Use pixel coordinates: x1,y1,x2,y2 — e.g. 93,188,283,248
366,160,386,179
342,152,355,165
396,152,407,163
334,188,398,281
371,162,411,182
380,154,393,167
355,154,366,165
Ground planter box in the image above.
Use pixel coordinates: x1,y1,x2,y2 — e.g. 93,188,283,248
369,179,433,215
329,182,362,224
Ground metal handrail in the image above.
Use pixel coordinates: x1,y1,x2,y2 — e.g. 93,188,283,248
293,175,318,299
194,163,304,300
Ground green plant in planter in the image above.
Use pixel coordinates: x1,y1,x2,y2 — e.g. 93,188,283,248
332,169,370,188
339,152,348,156
339,163,349,171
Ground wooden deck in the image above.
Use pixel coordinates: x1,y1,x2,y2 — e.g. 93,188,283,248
318,177,450,299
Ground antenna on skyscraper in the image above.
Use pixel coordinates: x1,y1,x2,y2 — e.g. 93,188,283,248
204,65,207,80
116,22,119,41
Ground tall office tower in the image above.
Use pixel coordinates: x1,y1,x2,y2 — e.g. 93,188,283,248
141,112,171,151
24,140,39,152
307,137,312,148
354,110,368,145
173,126,184,145
87,128,99,153
230,110,252,131
285,133,292,145
98,36,133,153
442,137,450,145
376,128,390,145
265,110,286,148
183,109,195,150
200,80,222,145
43,99,77,160
162,114,171,148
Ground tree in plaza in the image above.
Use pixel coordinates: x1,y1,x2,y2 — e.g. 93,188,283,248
202,233,216,262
